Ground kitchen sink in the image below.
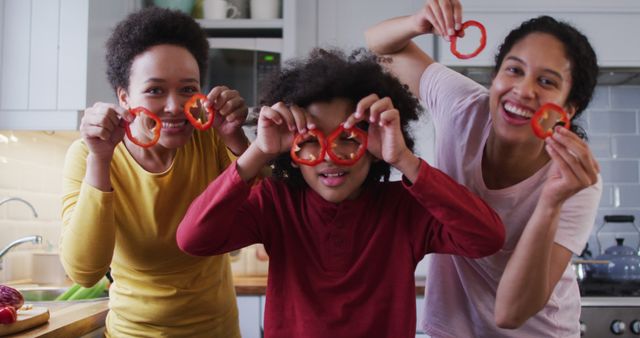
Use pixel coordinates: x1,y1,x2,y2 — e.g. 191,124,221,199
18,286,108,302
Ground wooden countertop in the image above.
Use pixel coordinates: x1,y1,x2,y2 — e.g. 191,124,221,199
233,275,427,296
4,276,425,336
6,300,108,338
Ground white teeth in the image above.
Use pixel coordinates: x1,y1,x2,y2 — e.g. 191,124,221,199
504,102,533,118
323,172,345,177
162,121,187,129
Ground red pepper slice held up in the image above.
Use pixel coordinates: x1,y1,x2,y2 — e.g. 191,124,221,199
290,125,368,167
124,107,162,148
326,125,368,166
290,129,326,166
450,20,487,60
531,103,571,139
184,93,215,131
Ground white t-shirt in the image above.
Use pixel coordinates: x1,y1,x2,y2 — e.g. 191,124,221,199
420,63,602,338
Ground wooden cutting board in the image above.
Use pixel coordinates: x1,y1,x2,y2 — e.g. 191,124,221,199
0,307,50,337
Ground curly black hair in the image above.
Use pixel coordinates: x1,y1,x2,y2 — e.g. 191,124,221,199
106,6,209,93
494,15,598,139
261,48,423,186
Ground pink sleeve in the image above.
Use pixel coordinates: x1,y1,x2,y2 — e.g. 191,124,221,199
405,160,506,258
556,175,603,254
176,161,274,256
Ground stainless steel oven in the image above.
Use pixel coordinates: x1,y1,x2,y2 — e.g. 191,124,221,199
581,297,640,337
578,215,640,337
204,37,282,108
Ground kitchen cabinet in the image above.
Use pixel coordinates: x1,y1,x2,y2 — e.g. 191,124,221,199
238,295,262,338
0,0,138,130
257,295,430,338
316,0,434,55
436,0,640,67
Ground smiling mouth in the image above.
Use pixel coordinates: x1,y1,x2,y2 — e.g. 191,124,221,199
503,102,534,119
161,120,188,129
319,172,346,178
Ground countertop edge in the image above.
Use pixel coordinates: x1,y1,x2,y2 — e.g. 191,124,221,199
7,300,108,338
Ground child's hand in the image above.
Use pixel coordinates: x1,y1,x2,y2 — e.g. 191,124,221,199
541,127,600,206
344,94,410,166
254,102,310,158
414,0,463,41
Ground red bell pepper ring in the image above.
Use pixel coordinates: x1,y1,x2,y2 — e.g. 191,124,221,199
326,125,368,166
450,20,487,60
124,107,162,148
531,103,571,139
290,129,326,166
184,93,215,131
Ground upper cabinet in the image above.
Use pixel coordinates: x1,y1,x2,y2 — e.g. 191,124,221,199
0,0,137,130
316,0,434,56
436,0,640,67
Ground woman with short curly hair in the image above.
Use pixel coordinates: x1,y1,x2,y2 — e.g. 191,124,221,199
61,6,247,337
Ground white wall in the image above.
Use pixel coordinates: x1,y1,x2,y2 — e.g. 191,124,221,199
0,131,78,281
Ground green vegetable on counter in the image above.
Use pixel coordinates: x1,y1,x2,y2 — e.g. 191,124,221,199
55,277,108,301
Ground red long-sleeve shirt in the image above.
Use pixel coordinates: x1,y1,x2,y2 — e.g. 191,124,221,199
177,159,504,338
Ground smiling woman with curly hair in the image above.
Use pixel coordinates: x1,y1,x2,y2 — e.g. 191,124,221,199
60,6,248,337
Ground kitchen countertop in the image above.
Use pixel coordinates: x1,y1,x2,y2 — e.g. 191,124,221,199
5,275,426,336
581,297,640,307
6,300,108,338
233,275,427,296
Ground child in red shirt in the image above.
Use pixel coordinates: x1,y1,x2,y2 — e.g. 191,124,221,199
177,48,505,338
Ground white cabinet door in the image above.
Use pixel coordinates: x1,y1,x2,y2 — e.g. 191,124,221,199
416,296,425,336
237,296,262,338
436,2,640,67
0,0,30,110
58,0,89,110
0,0,136,130
30,0,61,110
316,0,434,55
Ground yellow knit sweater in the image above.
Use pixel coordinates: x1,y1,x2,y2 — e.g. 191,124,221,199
61,129,240,337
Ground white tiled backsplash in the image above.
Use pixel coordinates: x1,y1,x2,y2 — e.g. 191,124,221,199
583,85,640,255
0,130,79,281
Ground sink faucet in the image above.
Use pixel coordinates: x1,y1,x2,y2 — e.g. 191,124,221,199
0,197,38,218
0,235,43,271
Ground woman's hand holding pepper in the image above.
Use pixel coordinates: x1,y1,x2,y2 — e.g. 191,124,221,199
207,86,249,155
414,0,463,41
80,102,133,161
541,127,600,206
80,102,134,191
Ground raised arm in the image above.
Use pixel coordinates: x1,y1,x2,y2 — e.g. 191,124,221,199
60,103,131,287
365,0,463,97
177,102,302,255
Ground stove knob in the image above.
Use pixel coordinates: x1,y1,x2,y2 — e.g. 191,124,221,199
579,321,587,336
631,320,640,335
611,320,626,335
